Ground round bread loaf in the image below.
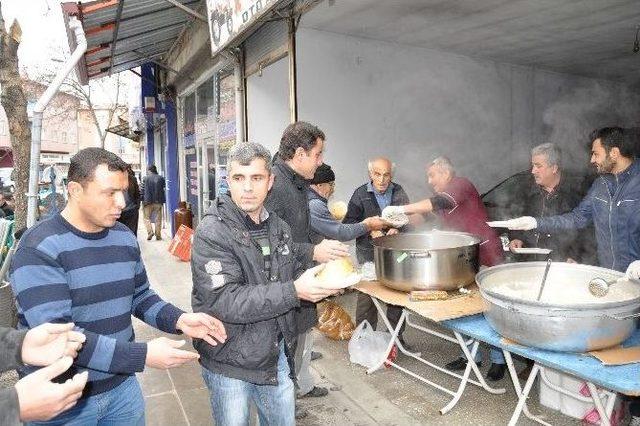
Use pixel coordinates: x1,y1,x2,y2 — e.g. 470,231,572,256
316,257,355,284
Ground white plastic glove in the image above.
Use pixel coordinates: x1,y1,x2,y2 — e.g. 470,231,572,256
381,206,409,228
503,216,537,231
626,260,640,281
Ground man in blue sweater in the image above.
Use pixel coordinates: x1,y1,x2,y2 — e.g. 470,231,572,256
308,163,388,243
10,148,226,425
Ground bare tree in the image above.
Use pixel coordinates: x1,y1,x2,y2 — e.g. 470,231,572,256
0,6,29,231
61,73,124,148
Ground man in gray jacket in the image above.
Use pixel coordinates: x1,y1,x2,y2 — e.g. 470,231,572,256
191,142,341,425
1,323,87,425
308,163,388,243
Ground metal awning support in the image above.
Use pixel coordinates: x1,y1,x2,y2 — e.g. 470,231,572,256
160,0,207,22
107,0,125,75
28,17,87,228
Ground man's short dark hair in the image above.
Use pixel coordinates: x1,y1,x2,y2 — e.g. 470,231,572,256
68,148,128,186
589,127,634,158
148,164,158,174
278,121,325,161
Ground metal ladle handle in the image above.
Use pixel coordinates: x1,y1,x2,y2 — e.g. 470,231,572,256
536,258,552,302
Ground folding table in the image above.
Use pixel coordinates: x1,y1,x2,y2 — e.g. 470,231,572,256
444,314,640,426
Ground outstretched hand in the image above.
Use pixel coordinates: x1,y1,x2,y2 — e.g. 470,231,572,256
176,312,227,346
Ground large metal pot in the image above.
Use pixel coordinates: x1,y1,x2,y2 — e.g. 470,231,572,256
373,231,480,292
477,262,640,352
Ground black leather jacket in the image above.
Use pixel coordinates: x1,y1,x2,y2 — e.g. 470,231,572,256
191,195,311,385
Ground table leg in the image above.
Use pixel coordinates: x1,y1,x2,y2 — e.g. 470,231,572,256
503,351,551,426
453,332,505,395
366,298,407,375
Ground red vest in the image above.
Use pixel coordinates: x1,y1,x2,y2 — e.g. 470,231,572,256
437,177,504,267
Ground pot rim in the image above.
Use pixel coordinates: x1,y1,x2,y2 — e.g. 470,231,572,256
372,230,482,250
477,262,640,310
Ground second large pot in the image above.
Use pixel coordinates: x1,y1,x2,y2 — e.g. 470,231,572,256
477,262,640,352
373,231,481,292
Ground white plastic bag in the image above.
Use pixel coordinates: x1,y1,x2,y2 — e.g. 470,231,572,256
348,320,391,369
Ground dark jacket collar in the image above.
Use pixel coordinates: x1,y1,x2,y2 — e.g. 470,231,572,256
273,157,308,190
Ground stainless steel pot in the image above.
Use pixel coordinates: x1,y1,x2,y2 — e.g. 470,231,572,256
477,262,640,352
372,231,481,292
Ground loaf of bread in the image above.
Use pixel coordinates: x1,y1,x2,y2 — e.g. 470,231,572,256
408,290,449,301
316,257,356,285
328,201,348,221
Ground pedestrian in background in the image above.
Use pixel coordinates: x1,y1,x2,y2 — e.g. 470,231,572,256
117,166,141,235
142,164,166,240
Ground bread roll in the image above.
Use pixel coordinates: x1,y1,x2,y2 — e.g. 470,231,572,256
316,257,355,284
329,201,348,221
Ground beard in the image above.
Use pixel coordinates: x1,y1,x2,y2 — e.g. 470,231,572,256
595,154,615,174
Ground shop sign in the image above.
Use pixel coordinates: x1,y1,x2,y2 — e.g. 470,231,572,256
206,0,283,56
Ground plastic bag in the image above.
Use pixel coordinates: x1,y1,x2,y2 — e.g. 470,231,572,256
348,320,391,369
317,301,355,340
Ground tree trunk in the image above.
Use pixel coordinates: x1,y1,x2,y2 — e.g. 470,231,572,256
0,10,29,232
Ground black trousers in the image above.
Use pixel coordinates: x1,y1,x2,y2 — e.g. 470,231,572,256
355,293,405,334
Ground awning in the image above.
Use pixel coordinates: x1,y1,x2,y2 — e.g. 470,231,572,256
106,122,142,142
61,0,204,84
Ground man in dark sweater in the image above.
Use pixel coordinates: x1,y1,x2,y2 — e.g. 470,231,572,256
142,164,165,240
344,157,410,343
0,323,87,425
192,142,340,424
265,122,350,404
10,148,226,425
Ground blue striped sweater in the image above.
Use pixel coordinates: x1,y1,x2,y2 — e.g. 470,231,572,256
9,214,184,396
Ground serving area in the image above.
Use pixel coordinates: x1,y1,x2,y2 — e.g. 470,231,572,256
351,231,640,426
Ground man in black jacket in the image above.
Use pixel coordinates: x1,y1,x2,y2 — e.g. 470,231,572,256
265,122,350,404
191,142,340,425
508,143,595,263
142,165,165,240
344,157,410,343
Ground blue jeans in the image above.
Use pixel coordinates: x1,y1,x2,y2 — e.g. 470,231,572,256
28,375,145,426
201,342,295,426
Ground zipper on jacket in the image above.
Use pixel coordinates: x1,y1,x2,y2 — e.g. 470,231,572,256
606,177,616,270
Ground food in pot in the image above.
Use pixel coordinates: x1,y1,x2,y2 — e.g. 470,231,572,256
489,278,640,304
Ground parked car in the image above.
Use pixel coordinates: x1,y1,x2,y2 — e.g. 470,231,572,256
0,167,15,192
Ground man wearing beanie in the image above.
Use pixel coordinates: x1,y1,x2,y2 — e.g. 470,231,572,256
308,164,388,243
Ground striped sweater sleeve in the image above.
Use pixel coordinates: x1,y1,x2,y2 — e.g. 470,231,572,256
131,256,184,333
11,247,147,374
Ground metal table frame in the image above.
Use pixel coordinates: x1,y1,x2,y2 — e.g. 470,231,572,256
502,351,618,426
367,297,506,414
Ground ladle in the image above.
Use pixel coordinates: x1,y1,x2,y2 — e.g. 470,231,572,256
536,258,552,302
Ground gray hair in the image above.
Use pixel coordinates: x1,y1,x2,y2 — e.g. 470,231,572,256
367,158,396,173
429,156,455,175
227,142,272,173
531,143,561,167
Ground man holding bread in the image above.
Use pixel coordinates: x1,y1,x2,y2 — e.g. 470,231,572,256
191,142,342,424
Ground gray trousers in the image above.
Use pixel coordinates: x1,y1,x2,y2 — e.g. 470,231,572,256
294,331,315,395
